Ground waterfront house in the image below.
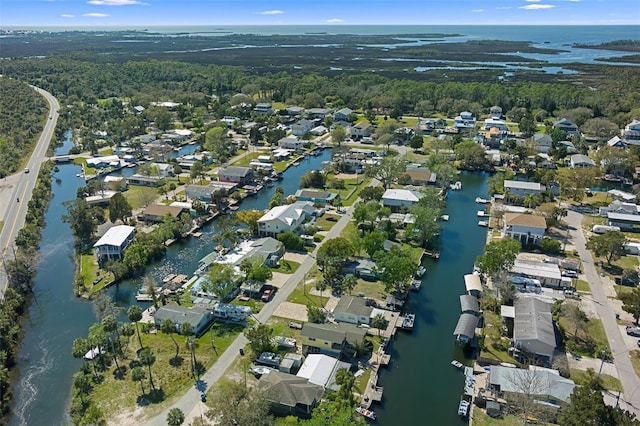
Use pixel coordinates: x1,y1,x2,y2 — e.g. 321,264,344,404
489,365,575,404
623,119,640,142
278,137,305,150
404,168,437,186
185,182,235,203
382,188,425,211
294,189,337,205
127,174,163,187
503,213,547,245
244,237,285,267
503,180,546,197
553,118,579,137
512,297,556,365
141,204,186,223
257,371,324,418
333,107,353,122
300,322,368,358
85,190,118,207
93,225,135,262
510,258,563,288
453,313,479,344
218,166,254,185
296,354,352,390
483,118,509,133
149,162,174,178
291,120,314,137
350,121,373,140
86,155,121,169
569,154,596,168
333,295,373,326
254,102,273,116
258,201,315,237
153,305,212,336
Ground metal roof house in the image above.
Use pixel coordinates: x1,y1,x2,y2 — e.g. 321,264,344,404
503,180,546,197
453,313,479,344
153,305,212,336
294,189,338,205
510,258,562,288
489,365,575,404
93,225,135,262
553,118,579,137
382,188,425,211
218,166,254,185
300,322,367,359
258,201,315,237
296,354,352,390
513,297,556,365
570,154,596,168
140,204,186,223
333,295,373,325
464,273,483,297
257,371,324,418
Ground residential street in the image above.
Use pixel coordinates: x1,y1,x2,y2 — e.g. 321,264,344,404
140,182,370,426
566,209,640,415
0,85,59,299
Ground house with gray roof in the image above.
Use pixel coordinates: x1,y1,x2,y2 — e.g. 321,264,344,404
153,305,212,336
218,166,254,185
306,108,331,119
291,119,314,137
489,365,575,404
350,121,373,140
532,134,553,153
294,189,338,205
300,322,367,359
382,188,425,211
257,371,324,418
503,180,546,197
333,107,353,122
513,297,556,365
553,118,579,137
570,154,596,168
333,295,373,325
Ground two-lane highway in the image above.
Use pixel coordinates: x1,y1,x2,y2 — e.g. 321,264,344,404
0,85,59,298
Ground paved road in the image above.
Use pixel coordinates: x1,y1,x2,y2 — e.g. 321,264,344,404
0,85,59,298
141,182,371,425
566,210,640,414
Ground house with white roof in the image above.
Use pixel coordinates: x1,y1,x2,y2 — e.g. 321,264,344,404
510,258,562,288
258,201,315,237
296,354,352,391
570,154,596,168
607,135,628,149
503,180,546,197
254,102,273,116
483,117,508,133
624,119,640,142
490,106,503,119
278,137,305,150
455,111,476,130
291,120,314,137
503,213,547,245
382,189,425,211
93,225,135,262
489,365,574,404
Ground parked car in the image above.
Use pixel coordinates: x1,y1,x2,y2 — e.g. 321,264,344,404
562,270,578,278
626,326,640,337
261,289,275,302
326,216,338,222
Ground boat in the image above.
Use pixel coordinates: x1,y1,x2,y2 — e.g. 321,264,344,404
162,274,176,284
400,313,415,331
624,178,633,186
458,399,470,417
415,265,426,278
410,280,422,292
250,365,276,376
356,406,377,421
451,360,464,369
449,181,462,191
273,336,297,349
603,174,623,183
475,197,489,204
440,214,449,221
478,220,489,227
477,210,486,217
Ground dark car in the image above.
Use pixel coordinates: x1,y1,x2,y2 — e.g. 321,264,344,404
326,216,338,222
200,392,207,402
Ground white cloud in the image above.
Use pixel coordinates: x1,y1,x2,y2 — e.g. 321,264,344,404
326,18,344,23
60,14,75,18
259,10,284,15
83,12,110,17
496,6,512,9
472,9,484,12
87,0,147,5
519,4,556,9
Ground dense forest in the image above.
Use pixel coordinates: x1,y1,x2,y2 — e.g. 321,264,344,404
0,78,47,176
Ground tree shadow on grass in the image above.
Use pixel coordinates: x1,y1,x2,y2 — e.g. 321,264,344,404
602,263,623,276
113,366,128,380
136,388,165,406
169,356,184,368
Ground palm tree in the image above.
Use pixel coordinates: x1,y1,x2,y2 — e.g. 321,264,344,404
102,314,120,372
342,274,357,296
120,322,135,353
335,368,356,406
370,313,387,337
167,408,185,426
72,337,89,369
127,305,143,349
316,281,328,306
143,274,159,309
139,347,157,392
73,372,92,404
161,319,180,359
131,366,146,395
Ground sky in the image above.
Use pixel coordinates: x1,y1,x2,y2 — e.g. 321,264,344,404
1,0,639,27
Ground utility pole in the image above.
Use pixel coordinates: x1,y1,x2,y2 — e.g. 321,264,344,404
598,349,606,376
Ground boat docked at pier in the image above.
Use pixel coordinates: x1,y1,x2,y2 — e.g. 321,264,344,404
399,313,415,331
409,280,422,292
356,406,377,421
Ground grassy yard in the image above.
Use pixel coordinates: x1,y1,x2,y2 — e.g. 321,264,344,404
574,279,591,295
570,368,622,392
272,259,300,274
471,410,527,426
559,315,610,358
352,279,387,300
614,284,636,299
287,283,328,308
0,221,3,232
233,297,265,314
630,350,640,378
480,310,517,363
73,157,97,175
91,320,244,420
79,251,114,296
122,185,160,210
316,214,340,231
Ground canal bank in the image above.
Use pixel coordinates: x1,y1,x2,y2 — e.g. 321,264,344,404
375,171,490,425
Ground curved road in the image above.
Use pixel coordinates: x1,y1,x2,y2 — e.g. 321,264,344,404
0,85,59,299
567,210,640,415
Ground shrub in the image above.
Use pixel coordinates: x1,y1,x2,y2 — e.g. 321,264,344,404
541,237,562,254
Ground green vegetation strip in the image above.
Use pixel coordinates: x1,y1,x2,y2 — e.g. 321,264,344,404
272,259,300,274
570,368,622,392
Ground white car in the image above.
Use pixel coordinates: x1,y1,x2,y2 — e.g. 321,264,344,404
24,168,30,174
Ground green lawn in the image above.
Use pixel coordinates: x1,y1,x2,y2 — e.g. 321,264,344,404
91,320,244,421
570,368,622,392
614,284,636,299
352,279,387,300
574,279,591,294
122,185,160,210
559,315,611,357
480,310,517,363
287,284,328,308
79,251,114,296
272,259,300,274
316,214,340,231
233,297,265,314
471,410,525,426
73,157,97,175
0,221,3,232
630,350,640,378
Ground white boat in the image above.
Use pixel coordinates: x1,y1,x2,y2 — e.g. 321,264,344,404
475,197,489,204
458,399,470,417
250,365,275,376
451,360,464,369
410,280,422,292
478,220,489,227
415,265,426,278
356,406,377,420
273,336,297,349
400,313,415,331
477,210,486,217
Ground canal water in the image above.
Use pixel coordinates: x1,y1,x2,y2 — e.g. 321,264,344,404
376,171,490,425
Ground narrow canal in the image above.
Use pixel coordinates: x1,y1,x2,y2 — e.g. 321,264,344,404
376,171,489,425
